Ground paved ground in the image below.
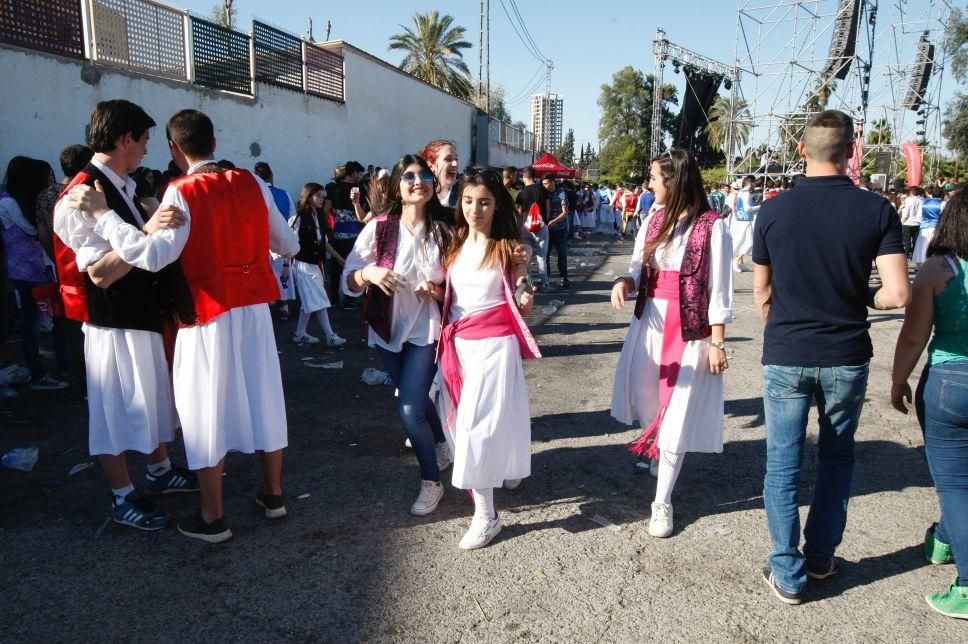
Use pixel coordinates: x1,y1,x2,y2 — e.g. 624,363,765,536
0,235,962,641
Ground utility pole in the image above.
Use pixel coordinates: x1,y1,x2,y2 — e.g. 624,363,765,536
479,0,490,113
325,20,332,42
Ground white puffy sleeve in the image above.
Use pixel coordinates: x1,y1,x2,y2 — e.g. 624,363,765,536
707,218,734,325
340,219,379,297
626,213,652,289
93,186,189,272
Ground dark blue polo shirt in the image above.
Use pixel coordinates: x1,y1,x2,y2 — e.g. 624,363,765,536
752,175,903,367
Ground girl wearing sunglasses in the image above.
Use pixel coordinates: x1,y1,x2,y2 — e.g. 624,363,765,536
437,166,540,550
342,155,454,516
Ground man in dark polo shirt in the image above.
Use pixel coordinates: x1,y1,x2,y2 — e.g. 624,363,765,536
752,110,910,605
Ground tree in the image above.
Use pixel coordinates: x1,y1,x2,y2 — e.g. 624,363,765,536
209,0,237,28
388,11,473,99
948,7,968,84
555,129,576,165
473,84,511,122
867,118,892,146
597,66,677,182
704,96,751,156
943,93,968,159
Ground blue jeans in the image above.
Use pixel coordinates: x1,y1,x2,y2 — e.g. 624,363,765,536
762,363,870,593
11,278,70,379
916,363,968,585
376,342,444,482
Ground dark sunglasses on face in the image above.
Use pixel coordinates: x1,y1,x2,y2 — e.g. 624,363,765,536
463,167,501,182
401,170,435,184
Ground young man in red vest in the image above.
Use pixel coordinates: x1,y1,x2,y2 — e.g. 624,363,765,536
52,100,198,531
66,109,300,543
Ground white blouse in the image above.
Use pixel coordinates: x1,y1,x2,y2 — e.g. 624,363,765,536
342,217,446,352
625,214,734,326
448,242,505,323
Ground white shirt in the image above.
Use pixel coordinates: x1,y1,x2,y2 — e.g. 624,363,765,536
341,217,446,352
91,160,298,273
448,242,504,322
53,157,143,270
0,196,37,236
901,195,923,226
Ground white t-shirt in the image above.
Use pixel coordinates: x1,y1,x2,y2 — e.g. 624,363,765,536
448,242,505,322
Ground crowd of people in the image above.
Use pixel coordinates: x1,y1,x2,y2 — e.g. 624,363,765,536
1,101,966,618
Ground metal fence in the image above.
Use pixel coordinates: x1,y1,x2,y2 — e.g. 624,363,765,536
489,119,537,152
253,20,302,92
0,0,85,58
305,43,343,103
190,15,250,94
88,0,186,80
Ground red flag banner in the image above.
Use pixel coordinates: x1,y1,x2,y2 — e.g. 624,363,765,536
901,142,923,187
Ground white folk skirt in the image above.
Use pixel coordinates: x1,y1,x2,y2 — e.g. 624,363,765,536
270,255,296,301
440,335,532,489
611,297,724,454
729,219,754,256
913,227,936,265
84,324,178,456
173,304,288,470
292,260,331,313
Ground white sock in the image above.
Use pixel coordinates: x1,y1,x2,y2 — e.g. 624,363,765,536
472,488,495,520
654,451,684,505
296,311,311,337
314,309,335,337
147,458,171,477
112,484,135,505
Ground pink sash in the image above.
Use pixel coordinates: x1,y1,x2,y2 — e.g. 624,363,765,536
628,270,687,459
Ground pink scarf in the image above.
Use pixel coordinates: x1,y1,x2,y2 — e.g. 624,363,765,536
628,270,687,459
438,304,516,430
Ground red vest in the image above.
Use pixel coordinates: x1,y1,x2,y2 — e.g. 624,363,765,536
53,172,91,322
171,169,279,326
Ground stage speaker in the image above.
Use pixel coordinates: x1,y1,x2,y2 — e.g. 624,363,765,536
894,178,907,192
875,150,892,175
904,36,935,111
870,173,887,191
823,0,862,80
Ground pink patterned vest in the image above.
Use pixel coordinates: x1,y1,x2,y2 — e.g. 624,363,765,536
633,209,719,341
362,214,400,343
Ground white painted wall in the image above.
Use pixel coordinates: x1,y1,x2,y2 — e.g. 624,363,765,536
488,143,535,169
0,42,480,199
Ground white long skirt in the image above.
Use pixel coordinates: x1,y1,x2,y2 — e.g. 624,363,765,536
582,209,597,228
270,255,296,301
440,335,531,489
729,219,754,256
292,260,331,313
610,297,724,454
913,227,936,265
84,324,178,456
173,304,287,470
598,205,616,231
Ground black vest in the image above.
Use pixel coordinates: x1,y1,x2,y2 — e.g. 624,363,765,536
81,164,174,333
293,210,326,265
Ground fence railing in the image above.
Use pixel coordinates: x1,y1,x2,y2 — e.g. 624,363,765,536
489,118,537,152
2,0,346,102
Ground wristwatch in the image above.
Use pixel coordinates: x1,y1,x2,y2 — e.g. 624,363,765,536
711,341,726,351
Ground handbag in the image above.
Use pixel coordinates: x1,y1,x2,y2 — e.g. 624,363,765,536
524,202,544,233
32,282,65,318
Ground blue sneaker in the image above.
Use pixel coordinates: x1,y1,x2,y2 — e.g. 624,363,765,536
144,467,199,495
112,490,171,531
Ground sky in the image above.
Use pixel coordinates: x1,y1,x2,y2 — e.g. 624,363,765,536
174,0,958,155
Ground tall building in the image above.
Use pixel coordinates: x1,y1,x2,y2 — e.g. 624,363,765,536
530,93,564,152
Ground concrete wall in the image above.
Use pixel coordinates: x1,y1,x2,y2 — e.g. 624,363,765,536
488,142,535,169
0,42,479,198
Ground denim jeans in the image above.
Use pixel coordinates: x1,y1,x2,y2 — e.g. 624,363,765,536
524,226,549,285
548,228,569,279
916,363,968,585
376,342,444,482
762,363,870,593
11,278,70,379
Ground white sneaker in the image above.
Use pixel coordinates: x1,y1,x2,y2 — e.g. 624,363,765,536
435,442,453,471
410,480,444,516
648,459,659,478
648,502,674,538
503,478,522,490
459,513,503,550
732,261,742,273
293,333,320,344
739,263,753,273
325,334,347,347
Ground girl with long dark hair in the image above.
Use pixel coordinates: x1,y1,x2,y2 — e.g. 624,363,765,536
437,166,539,549
610,149,734,538
342,154,453,516
290,182,346,346
0,156,68,389
891,189,968,619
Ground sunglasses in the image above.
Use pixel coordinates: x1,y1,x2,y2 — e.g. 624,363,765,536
401,170,435,184
463,167,501,182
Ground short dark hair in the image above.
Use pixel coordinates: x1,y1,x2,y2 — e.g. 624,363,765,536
217,159,235,170
87,100,156,153
166,109,215,158
59,144,94,177
522,166,535,180
252,162,273,182
541,173,555,183
345,161,365,175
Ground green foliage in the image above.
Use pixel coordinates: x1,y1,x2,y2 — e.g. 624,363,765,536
474,84,511,122
705,96,751,156
389,11,474,99
700,165,728,187
943,93,968,159
948,8,968,84
209,1,237,28
555,129,576,165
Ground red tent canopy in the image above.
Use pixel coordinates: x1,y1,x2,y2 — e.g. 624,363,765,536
530,152,576,179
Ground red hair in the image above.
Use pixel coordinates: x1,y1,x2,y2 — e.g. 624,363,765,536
418,139,456,165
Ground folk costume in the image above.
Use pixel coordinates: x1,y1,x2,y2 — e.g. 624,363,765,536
89,160,299,470
267,185,297,302
729,188,756,257
52,158,179,456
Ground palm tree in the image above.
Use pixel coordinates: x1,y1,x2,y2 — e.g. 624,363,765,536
388,11,474,100
705,96,752,155
868,118,893,145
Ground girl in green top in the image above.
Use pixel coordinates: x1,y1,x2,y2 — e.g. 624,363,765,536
891,189,968,620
